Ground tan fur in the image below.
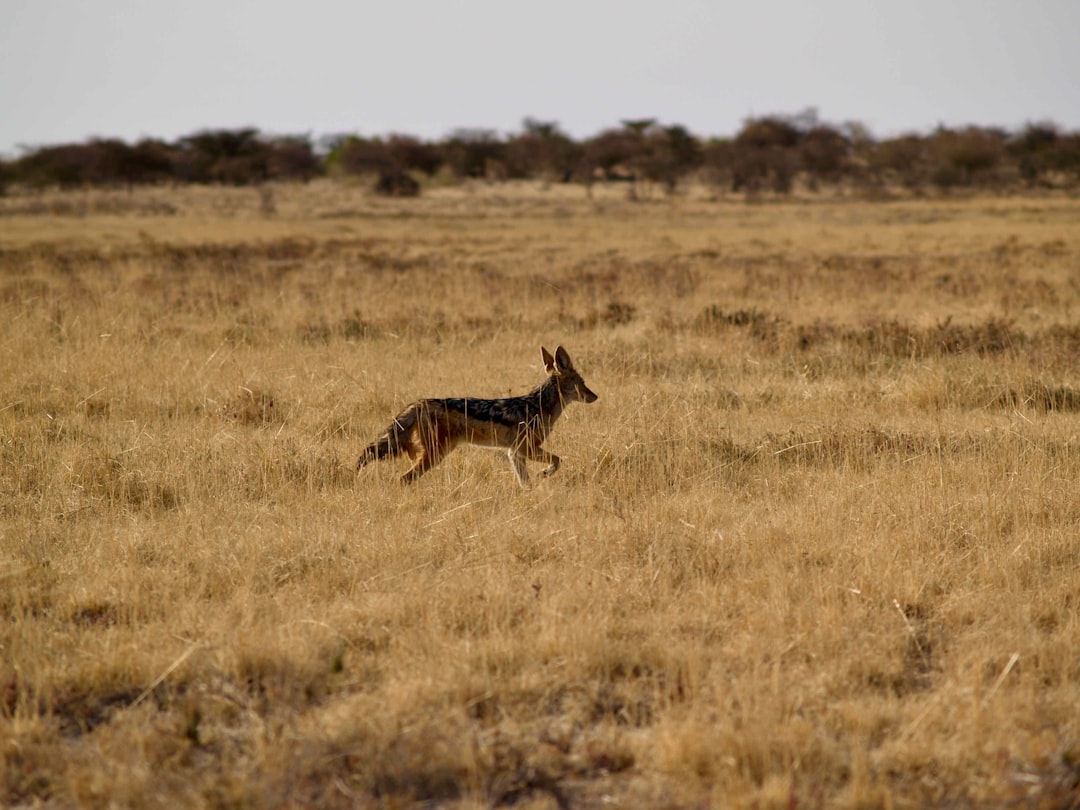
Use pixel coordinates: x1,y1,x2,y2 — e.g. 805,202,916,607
358,346,597,484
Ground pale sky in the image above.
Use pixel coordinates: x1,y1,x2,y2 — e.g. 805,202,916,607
1,0,1077,156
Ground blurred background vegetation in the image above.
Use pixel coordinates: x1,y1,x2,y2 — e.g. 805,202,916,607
3,109,1079,198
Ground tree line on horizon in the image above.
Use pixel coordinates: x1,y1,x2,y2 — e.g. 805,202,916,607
3,110,1079,197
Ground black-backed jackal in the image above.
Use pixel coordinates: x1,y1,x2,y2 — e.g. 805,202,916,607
357,346,598,484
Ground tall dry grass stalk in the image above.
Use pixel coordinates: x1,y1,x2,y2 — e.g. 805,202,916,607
2,181,1080,807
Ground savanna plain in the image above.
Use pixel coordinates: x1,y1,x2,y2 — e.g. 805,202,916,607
2,181,1080,809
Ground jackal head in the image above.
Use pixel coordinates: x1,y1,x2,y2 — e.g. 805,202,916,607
542,346,598,405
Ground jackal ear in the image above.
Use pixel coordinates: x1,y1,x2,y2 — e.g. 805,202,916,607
554,345,574,372
542,346,556,372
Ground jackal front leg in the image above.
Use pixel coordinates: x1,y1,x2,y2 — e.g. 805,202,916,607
506,449,530,486
524,445,560,477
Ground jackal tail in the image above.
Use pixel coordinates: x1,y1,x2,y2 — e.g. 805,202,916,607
357,406,418,469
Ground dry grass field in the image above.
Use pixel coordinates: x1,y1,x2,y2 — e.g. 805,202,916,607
2,180,1080,808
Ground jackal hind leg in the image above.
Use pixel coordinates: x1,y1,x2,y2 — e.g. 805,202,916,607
400,428,447,484
401,449,440,484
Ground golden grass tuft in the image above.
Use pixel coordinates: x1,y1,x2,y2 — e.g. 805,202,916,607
2,181,1080,807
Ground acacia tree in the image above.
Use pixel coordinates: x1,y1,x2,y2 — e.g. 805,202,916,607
642,124,702,192
870,134,931,190
798,125,852,188
1008,122,1080,187
331,136,392,176
504,118,579,180
328,135,429,196
731,116,800,193
383,135,442,176
907,126,1007,190
578,127,641,181
10,144,91,188
439,129,505,179
265,136,321,182
178,128,270,184
575,120,703,196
